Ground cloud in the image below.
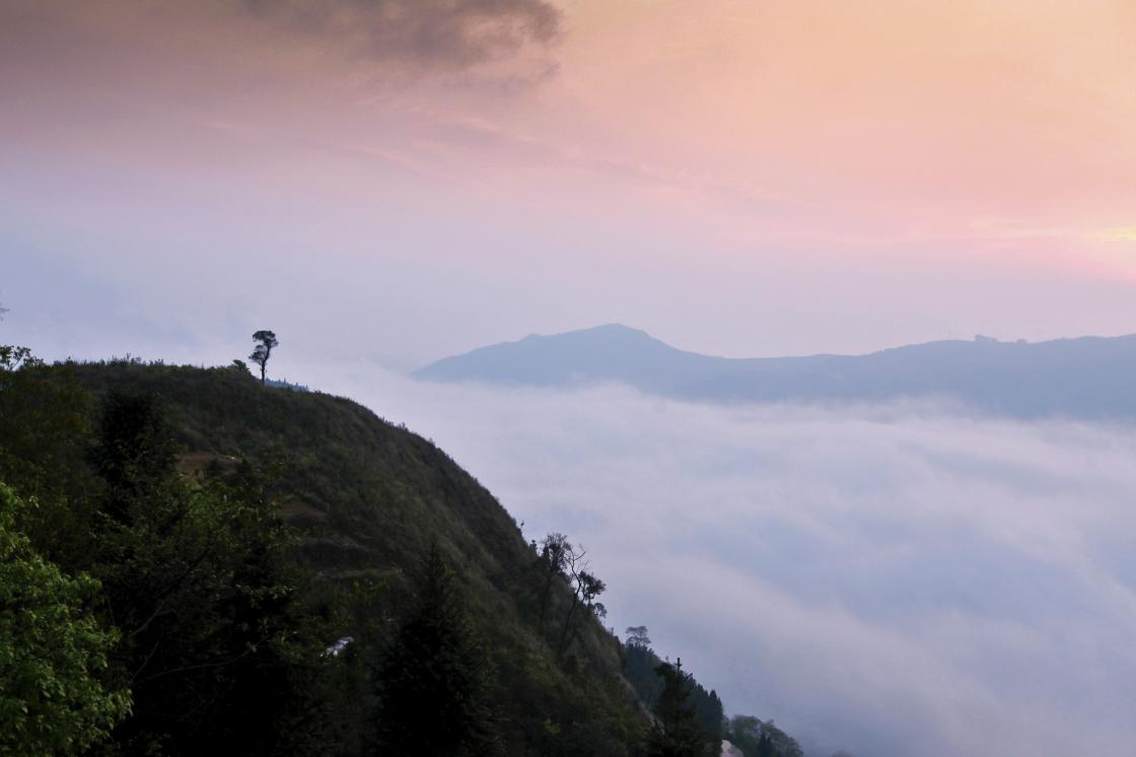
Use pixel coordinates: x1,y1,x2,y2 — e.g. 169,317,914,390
297,366,1136,757
238,0,560,69
0,0,560,83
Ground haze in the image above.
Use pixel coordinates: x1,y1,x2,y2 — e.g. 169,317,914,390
4,0,1136,365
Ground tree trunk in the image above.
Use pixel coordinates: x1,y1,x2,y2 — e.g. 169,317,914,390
557,589,581,658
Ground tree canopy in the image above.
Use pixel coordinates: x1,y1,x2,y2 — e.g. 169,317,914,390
726,715,805,757
249,330,279,383
376,544,500,756
0,483,131,756
646,658,716,757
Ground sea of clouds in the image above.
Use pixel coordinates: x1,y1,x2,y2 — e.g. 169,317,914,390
306,365,1136,757
295,364,1136,757
8,320,1134,755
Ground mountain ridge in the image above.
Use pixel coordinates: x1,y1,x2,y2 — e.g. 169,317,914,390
416,325,1136,419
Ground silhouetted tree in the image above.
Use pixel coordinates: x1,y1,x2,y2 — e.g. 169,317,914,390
646,658,708,757
581,571,607,618
693,687,723,753
536,532,571,633
623,642,664,706
726,715,804,757
555,546,606,658
376,544,500,756
249,330,278,384
626,625,652,648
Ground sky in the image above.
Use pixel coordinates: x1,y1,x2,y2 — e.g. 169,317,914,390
3,0,1136,367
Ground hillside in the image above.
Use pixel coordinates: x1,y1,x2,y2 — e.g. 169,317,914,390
0,357,649,755
416,324,1136,419
67,360,548,607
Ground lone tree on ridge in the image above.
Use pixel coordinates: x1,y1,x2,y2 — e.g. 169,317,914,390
249,330,278,384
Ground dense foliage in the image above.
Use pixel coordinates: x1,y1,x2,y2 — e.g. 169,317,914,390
87,393,326,755
375,544,501,756
724,716,805,757
0,354,645,754
645,658,720,757
623,640,723,756
0,484,130,756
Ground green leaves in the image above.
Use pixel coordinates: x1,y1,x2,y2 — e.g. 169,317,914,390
0,483,131,756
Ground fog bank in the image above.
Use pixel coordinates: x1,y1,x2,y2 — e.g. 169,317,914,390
294,365,1136,757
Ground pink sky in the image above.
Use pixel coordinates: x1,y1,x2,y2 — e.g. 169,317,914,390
3,0,1136,363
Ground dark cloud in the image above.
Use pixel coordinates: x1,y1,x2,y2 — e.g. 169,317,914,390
0,0,560,82
240,0,560,68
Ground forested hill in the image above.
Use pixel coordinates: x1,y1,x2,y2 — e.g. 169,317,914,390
65,359,559,628
416,323,1136,419
0,359,645,754
0,353,810,756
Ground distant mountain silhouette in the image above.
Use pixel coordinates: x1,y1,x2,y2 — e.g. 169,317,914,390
415,324,1136,419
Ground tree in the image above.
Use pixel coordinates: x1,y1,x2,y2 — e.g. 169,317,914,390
554,543,607,658
626,625,652,648
580,570,607,618
0,483,131,755
249,330,278,384
692,688,723,754
87,393,324,755
0,347,95,565
536,532,571,633
376,544,500,756
726,716,804,757
622,640,665,707
88,392,176,523
646,658,708,757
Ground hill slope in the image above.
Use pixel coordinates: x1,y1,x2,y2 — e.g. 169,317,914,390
9,359,647,755
416,324,1136,419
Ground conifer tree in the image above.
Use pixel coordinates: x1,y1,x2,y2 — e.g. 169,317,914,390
376,544,500,756
646,658,711,757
